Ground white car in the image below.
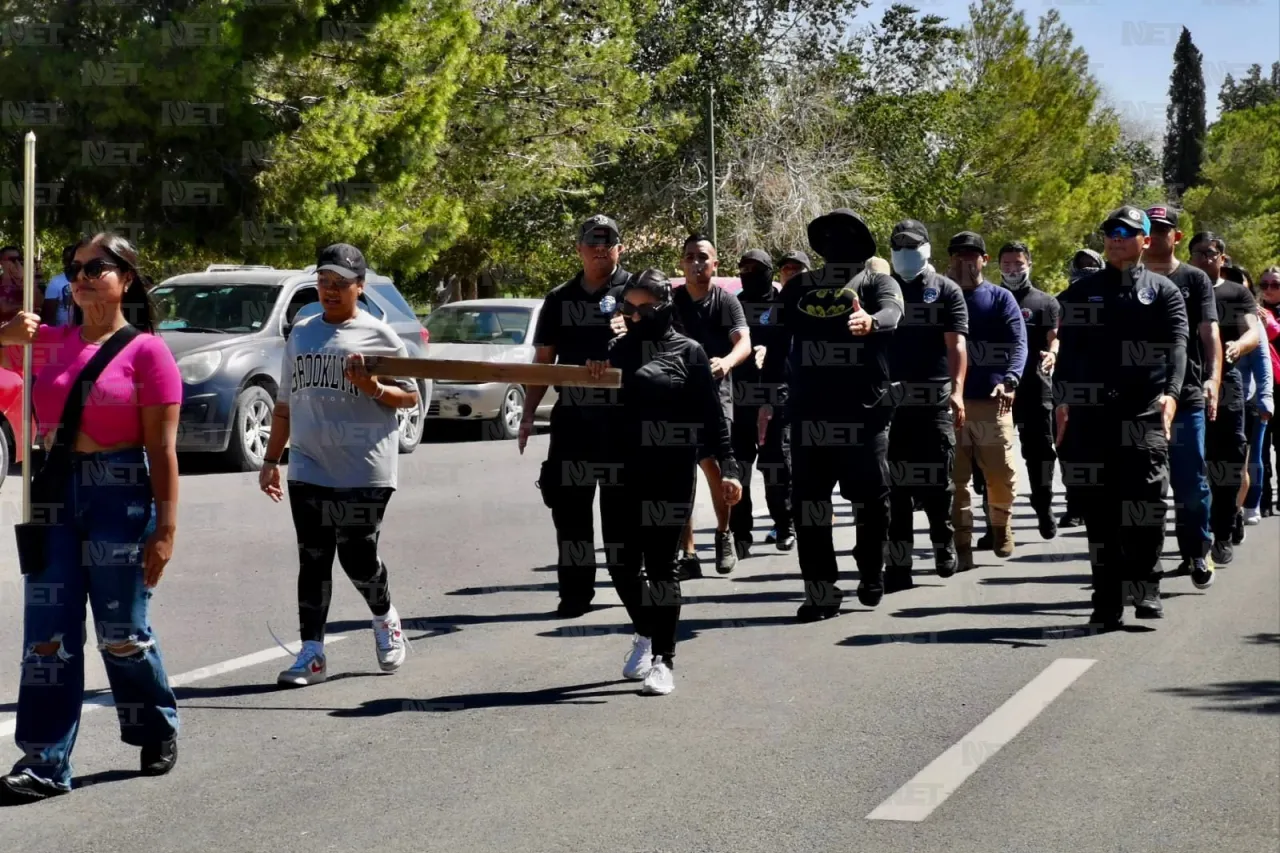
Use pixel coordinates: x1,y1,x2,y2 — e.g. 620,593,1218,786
423,298,557,439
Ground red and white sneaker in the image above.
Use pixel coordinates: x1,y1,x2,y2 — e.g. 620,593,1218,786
373,606,406,673
278,642,327,687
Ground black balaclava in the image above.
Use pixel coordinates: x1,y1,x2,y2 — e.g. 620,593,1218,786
739,249,774,298
807,209,878,265
621,268,675,340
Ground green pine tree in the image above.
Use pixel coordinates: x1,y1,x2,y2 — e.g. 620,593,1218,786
1163,27,1206,194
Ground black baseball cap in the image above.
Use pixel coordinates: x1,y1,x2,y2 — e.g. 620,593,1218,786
890,220,930,250
1145,204,1179,228
779,250,811,269
1071,248,1104,270
739,249,773,271
317,243,367,279
1101,205,1150,235
578,214,620,245
948,231,986,255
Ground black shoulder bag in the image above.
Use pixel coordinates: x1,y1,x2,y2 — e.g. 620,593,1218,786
15,325,140,575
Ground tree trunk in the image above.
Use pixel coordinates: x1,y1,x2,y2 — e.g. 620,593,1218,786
462,274,478,302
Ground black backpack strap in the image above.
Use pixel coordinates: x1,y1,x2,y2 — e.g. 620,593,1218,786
46,325,141,455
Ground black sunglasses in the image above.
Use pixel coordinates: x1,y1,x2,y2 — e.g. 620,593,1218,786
621,300,659,318
67,258,121,280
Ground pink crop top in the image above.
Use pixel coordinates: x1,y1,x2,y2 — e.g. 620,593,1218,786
5,325,182,446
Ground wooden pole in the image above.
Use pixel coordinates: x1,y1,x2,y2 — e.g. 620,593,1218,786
21,132,35,525
361,356,622,389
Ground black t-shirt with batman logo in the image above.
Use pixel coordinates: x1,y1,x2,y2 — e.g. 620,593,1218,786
763,263,904,417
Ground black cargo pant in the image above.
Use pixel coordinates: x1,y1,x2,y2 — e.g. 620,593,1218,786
1014,398,1058,516
1060,410,1169,615
791,411,891,601
1207,372,1248,541
887,403,955,568
728,404,793,541
542,403,617,607
288,482,394,643
600,456,696,660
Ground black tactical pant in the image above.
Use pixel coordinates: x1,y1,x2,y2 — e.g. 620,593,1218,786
729,404,794,542
1207,373,1248,541
542,403,617,607
887,404,955,568
1060,410,1169,615
1014,400,1058,516
791,411,891,600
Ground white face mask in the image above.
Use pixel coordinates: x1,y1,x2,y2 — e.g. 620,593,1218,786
892,244,931,280
1001,268,1030,287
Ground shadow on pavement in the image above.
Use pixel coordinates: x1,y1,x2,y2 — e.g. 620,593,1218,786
888,600,1093,619
535,612,834,642
1154,680,1280,715
328,680,639,716
175,671,382,701
838,622,1156,649
1005,552,1090,564
447,582,558,596
73,768,143,789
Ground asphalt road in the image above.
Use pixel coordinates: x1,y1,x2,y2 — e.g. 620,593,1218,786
0,432,1275,853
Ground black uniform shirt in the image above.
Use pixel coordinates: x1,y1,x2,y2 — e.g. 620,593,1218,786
606,328,739,481
763,262,904,417
532,265,630,405
1055,265,1189,420
1165,263,1218,409
672,284,748,408
890,267,968,406
732,284,786,408
1004,278,1061,408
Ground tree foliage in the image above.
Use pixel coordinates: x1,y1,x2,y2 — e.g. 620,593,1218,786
1163,26,1206,194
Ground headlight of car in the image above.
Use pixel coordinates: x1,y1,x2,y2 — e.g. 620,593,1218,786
176,351,223,385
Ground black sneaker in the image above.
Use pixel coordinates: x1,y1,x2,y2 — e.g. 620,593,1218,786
1037,509,1058,540
796,585,844,623
141,737,178,776
675,552,702,581
715,531,737,575
856,576,885,608
884,567,914,593
1059,512,1085,529
1231,510,1246,546
1133,587,1164,619
734,536,752,559
0,772,69,804
1087,609,1123,631
777,530,796,551
935,544,958,579
1262,505,1274,518
1190,557,1215,589
555,599,593,619
1211,539,1234,566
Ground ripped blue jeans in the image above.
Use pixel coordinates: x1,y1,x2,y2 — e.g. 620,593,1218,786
11,448,179,790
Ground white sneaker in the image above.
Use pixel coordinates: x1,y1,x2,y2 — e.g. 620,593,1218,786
373,606,406,672
1244,507,1262,526
622,635,654,680
278,642,327,687
641,659,675,696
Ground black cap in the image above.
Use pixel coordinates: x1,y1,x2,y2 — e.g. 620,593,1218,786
890,220,930,250
948,231,986,255
739,249,773,271
1070,248,1103,270
316,243,367,280
1101,205,1150,235
1145,204,1179,228
578,214,620,245
779,250,811,270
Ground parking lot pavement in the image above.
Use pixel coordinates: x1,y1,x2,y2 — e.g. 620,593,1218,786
0,434,1276,853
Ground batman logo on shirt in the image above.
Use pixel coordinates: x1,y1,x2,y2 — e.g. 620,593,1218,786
797,287,856,319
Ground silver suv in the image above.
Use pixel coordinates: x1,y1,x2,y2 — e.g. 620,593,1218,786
151,264,433,471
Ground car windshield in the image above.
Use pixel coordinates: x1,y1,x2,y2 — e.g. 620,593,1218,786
424,306,532,344
152,283,282,334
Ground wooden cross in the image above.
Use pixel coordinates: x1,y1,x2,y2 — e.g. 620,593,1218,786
359,356,622,389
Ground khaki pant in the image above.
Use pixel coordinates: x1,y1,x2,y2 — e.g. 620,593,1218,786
953,398,1018,548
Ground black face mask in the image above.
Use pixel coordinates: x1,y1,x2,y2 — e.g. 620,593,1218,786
623,305,672,340
740,268,773,297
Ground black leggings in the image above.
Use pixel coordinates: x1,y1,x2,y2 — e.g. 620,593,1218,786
601,462,695,660
288,482,394,643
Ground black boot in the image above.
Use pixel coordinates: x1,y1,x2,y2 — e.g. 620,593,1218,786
797,582,844,623
1133,582,1164,619
141,737,179,776
884,567,914,593
1033,489,1058,540
856,569,885,608
934,543,958,579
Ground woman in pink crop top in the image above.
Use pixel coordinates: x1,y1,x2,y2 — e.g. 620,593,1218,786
0,232,183,804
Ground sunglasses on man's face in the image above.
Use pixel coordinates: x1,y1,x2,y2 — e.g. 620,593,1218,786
1104,225,1142,240
1191,249,1221,260
67,258,120,280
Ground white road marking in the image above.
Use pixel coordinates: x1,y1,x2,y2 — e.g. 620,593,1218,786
866,657,1097,822
0,636,350,738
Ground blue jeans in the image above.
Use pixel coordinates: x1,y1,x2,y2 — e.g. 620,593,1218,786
1246,408,1268,510
1168,408,1212,560
11,449,179,790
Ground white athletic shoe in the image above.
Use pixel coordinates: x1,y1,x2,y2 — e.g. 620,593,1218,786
622,635,654,680
642,660,675,696
1244,507,1262,526
373,606,407,673
278,642,327,687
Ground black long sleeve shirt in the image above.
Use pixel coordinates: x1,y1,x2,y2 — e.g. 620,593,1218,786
1054,264,1189,420
760,262,904,417
606,329,740,481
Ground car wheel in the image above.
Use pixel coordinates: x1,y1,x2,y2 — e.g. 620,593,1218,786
485,384,524,441
397,382,425,454
224,384,275,472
